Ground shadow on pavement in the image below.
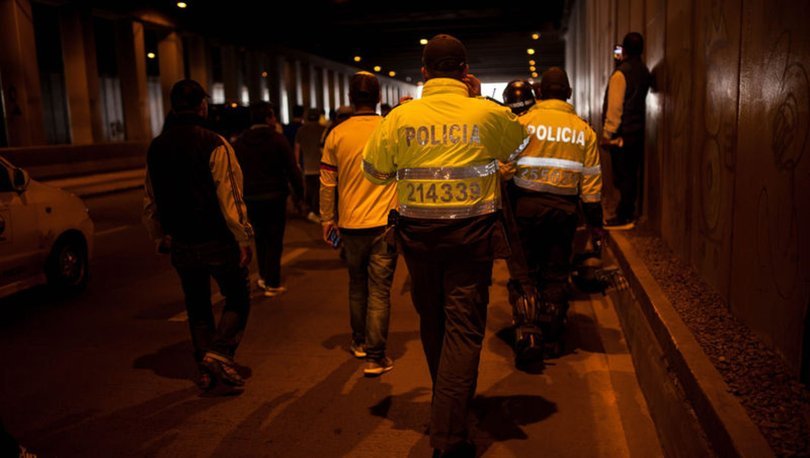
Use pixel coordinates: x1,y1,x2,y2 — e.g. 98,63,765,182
133,340,253,382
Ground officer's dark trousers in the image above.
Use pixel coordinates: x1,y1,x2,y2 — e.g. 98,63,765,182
403,249,493,451
246,196,287,287
515,197,579,304
171,239,250,362
609,137,644,221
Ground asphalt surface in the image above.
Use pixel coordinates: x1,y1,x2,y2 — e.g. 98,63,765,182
0,189,663,457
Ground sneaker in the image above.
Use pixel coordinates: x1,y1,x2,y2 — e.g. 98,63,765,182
202,354,245,387
257,278,268,290
604,217,635,231
350,342,367,358
264,285,287,297
363,356,394,376
197,370,215,391
307,212,321,224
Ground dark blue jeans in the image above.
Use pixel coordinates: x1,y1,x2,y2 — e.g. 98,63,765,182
341,228,397,360
170,239,250,362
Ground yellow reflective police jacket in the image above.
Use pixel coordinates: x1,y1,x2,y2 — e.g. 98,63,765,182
514,99,601,203
362,78,527,219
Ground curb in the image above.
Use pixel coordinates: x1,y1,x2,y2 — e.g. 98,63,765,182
607,232,773,457
43,169,145,198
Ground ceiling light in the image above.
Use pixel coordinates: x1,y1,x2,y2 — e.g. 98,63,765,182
261,71,268,78
147,52,156,59
529,66,536,72
527,48,535,55
420,38,428,45
531,72,539,78
353,56,361,62
230,102,238,108
388,71,396,77
529,59,536,66
176,1,187,8
532,33,540,40
373,65,381,72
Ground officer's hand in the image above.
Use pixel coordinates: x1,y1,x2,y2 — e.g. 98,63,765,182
463,73,482,97
499,161,517,180
322,221,337,244
239,245,253,268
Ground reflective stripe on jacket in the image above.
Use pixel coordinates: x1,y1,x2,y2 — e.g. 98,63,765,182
362,78,527,219
513,99,601,203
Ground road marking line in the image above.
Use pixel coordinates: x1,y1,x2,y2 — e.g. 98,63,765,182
95,225,131,237
168,247,310,322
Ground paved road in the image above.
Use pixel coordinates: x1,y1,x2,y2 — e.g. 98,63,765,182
0,189,662,457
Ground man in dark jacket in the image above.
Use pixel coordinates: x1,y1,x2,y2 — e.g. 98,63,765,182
233,102,304,296
144,79,254,393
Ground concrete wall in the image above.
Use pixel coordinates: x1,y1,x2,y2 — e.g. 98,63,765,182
566,0,810,377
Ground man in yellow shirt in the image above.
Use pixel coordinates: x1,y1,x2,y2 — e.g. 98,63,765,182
363,35,527,457
509,68,603,353
320,72,398,376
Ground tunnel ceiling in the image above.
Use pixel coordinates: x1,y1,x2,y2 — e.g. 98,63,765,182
89,0,568,84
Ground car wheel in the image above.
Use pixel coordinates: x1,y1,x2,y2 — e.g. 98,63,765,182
46,235,89,294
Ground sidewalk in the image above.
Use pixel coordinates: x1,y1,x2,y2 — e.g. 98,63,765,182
43,168,145,198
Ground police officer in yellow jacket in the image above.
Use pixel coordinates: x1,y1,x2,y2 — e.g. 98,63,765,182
362,35,526,457
508,67,603,348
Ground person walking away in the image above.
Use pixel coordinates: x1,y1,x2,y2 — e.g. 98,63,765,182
363,35,527,457
508,68,604,356
233,102,304,297
320,72,398,376
601,32,650,230
295,108,327,223
143,79,254,393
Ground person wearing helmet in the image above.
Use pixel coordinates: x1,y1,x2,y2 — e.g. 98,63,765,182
362,34,527,457
502,79,537,116
508,67,604,356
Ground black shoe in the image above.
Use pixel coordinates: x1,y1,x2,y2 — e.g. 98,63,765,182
604,217,635,230
202,355,245,387
432,442,475,458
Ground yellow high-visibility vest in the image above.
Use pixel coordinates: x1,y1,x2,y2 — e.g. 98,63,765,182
362,78,527,219
513,99,601,203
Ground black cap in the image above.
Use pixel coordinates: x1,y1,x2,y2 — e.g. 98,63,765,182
170,79,209,112
539,67,571,99
422,34,467,72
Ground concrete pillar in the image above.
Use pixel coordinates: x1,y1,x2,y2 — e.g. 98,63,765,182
116,20,151,141
59,7,96,144
322,67,331,114
294,60,303,106
245,50,262,105
300,63,311,108
333,71,341,109
309,64,319,108
158,31,184,115
221,46,239,103
0,0,46,146
79,9,104,143
343,73,350,106
186,35,210,90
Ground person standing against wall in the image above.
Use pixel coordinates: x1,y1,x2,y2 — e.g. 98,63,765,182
320,72,398,376
363,35,526,457
601,32,650,230
233,102,304,297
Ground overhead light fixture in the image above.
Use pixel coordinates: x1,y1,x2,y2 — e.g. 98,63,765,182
388,71,396,77
353,56,361,62
373,65,382,72
230,102,238,108
532,33,540,40
420,38,428,45
527,48,535,55
529,59,536,66
261,71,268,78
530,66,536,72
176,1,188,8
531,72,539,78
147,52,156,59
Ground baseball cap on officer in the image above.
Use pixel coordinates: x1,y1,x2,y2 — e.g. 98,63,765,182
422,34,467,73
539,67,571,100
350,71,380,106
170,79,209,112
502,80,536,115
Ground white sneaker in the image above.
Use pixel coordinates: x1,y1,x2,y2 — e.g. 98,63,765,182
264,285,287,297
363,356,394,376
257,278,268,290
307,212,321,224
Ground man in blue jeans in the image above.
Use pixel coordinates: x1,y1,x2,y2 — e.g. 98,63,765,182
144,79,254,393
320,71,398,375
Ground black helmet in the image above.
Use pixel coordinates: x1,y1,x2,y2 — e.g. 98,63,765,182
502,80,536,115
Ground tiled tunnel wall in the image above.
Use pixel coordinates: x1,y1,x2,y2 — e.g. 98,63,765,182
566,0,810,377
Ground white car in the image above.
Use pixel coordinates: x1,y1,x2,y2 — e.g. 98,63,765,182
0,156,94,298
